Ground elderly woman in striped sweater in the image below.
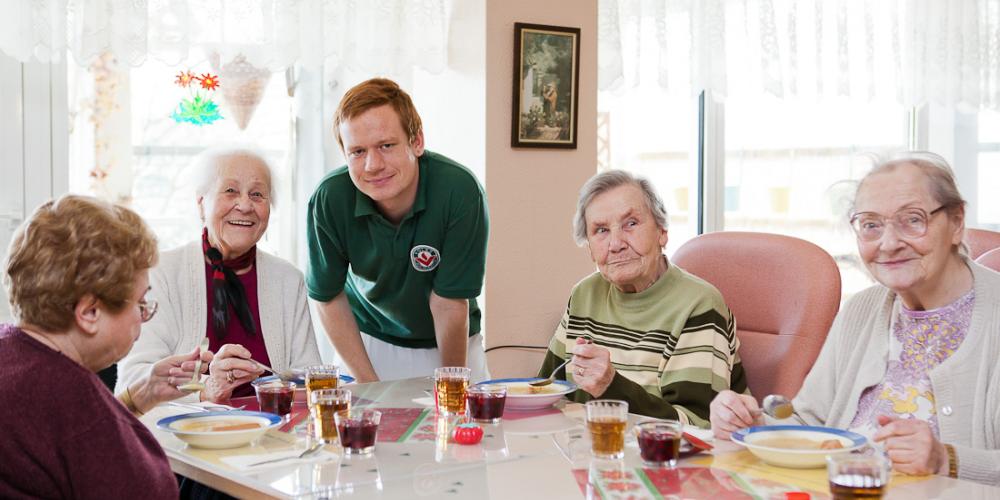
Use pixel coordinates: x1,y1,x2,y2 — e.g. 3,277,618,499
537,170,749,427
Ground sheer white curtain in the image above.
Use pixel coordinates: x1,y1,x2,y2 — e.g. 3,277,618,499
0,0,449,74
600,0,1000,110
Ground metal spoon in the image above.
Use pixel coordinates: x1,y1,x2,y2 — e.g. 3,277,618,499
248,359,302,382
761,394,809,426
530,358,572,387
246,441,324,467
178,337,211,392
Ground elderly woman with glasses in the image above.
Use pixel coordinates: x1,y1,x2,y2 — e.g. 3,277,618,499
0,196,207,498
537,170,749,425
710,153,1000,485
117,147,322,403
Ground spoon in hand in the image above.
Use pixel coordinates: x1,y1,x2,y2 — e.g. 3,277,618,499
178,337,210,392
761,394,809,426
530,358,572,387
248,359,302,382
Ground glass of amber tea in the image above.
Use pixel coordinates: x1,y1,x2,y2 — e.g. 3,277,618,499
305,365,340,401
310,388,351,444
585,400,629,460
433,367,471,416
826,453,890,500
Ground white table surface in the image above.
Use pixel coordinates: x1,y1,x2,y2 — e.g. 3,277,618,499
141,377,1000,499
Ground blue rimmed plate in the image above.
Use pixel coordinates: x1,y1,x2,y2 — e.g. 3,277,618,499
731,425,868,469
475,377,577,411
157,410,282,449
253,373,356,403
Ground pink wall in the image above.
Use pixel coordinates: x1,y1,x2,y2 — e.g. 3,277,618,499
484,0,598,378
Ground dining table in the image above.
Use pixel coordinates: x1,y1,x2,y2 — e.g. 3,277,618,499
141,376,1000,499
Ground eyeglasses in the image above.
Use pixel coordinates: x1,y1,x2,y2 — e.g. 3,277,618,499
136,299,158,323
849,205,947,242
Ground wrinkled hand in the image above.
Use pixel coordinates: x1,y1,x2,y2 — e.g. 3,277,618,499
710,390,763,440
570,338,615,397
873,415,948,476
202,344,265,403
130,347,212,413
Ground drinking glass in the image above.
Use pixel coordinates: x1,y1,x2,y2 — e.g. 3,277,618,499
335,409,382,456
466,384,507,423
585,400,628,459
310,388,351,444
826,453,891,500
252,379,296,417
305,364,340,401
635,420,682,467
433,367,471,416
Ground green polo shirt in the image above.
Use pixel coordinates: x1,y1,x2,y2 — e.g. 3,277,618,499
305,151,489,349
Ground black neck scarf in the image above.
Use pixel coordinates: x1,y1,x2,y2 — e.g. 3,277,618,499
202,228,257,339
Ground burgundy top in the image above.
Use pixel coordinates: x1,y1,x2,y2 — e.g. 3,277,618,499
0,324,178,499
204,262,271,398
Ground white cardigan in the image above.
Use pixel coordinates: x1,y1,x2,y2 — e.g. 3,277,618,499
116,242,322,399
793,259,1000,485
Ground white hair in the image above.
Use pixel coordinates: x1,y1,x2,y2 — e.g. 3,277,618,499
191,146,278,206
573,169,669,246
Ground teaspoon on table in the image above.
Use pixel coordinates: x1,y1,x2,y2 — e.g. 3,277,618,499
246,441,324,467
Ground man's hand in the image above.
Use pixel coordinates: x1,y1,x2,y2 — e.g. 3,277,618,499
873,415,948,476
710,390,763,440
570,338,615,397
429,291,469,368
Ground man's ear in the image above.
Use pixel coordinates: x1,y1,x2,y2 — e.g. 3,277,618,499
410,130,425,157
74,294,102,337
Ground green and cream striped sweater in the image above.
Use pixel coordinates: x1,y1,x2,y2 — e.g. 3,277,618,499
538,262,749,428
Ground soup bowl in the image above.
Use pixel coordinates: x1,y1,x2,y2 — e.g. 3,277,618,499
731,425,868,469
253,373,356,404
157,410,282,449
474,378,576,411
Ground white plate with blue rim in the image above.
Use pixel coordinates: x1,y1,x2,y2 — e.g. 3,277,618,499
253,373,356,403
157,410,282,449
731,425,868,469
475,378,577,411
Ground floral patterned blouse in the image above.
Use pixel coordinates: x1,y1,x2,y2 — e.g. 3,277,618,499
849,288,975,438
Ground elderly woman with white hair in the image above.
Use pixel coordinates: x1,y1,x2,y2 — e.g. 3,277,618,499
710,153,1000,485
118,147,322,403
537,170,749,426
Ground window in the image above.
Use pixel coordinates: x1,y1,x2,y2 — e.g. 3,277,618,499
976,110,1000,230
67,56,294,258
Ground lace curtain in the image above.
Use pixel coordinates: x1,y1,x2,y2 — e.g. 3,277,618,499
600,0,1000,110
0,0,448,74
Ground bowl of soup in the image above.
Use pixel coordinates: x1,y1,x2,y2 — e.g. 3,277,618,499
474,378,577,411
157,411,282,449
731,425,868,468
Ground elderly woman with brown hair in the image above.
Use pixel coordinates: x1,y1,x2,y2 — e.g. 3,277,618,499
711,153,1000,486
0,195,205,498
117,147,322,403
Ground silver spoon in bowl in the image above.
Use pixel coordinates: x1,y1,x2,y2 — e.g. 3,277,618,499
760,394,809,426
530,358,572,387
248,359,303,382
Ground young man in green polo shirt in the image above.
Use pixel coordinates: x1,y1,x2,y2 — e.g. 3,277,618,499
305,78,490,383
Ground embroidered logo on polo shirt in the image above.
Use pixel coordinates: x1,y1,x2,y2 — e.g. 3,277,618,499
410,245,441,272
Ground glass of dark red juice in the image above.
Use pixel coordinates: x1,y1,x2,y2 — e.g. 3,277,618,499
636,420,682,468
335,409,381,456
467,384,507,423
252,379,296,417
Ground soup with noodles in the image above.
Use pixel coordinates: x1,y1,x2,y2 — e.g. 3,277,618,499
176,419,264,432
755,437,844,450
506,384,561,395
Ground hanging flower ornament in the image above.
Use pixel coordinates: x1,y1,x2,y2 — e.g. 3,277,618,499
171,69,223,126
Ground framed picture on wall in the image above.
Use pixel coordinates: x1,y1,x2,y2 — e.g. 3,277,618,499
511,22,581,149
